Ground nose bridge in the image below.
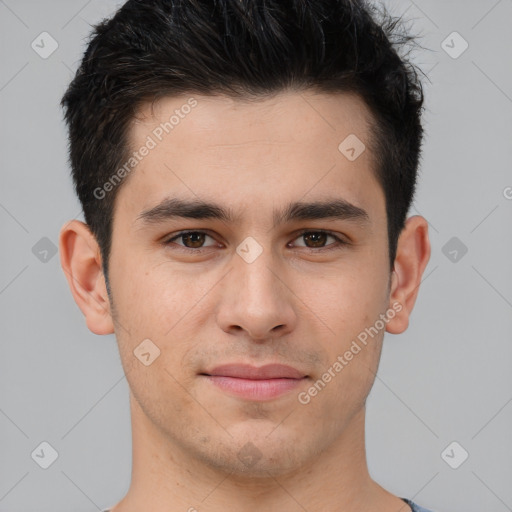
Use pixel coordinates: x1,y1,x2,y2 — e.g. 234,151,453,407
236,242,280,303
217,239,296,339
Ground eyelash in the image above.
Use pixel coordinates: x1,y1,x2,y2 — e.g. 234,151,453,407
162,229,348,254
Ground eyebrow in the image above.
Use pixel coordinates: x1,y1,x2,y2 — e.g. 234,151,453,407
136,196,371,228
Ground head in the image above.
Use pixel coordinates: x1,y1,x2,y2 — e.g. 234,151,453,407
61,0,426,286
60,0,430,479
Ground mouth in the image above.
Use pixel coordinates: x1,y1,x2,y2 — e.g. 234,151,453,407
199,364,309,401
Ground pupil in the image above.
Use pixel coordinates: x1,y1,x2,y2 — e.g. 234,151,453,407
184,232,204,248
305,232,326,247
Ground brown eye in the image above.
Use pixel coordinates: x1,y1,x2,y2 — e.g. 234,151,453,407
165,231,217,250
292,230,345,251
163,229,347,254
180,232,207,248
302,231,329,248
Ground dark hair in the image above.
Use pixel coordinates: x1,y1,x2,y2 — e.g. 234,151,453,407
61,0,426,288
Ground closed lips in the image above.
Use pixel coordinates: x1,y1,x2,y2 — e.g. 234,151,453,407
202,364,307,380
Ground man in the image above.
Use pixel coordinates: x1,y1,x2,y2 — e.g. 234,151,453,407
59,0,433,510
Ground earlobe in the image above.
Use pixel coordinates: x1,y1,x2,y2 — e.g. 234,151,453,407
385,215,431,335
59,220,115,335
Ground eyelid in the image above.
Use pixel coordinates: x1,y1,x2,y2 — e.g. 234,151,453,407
163,228,349,253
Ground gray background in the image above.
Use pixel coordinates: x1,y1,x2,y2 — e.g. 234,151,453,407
1,0,511,511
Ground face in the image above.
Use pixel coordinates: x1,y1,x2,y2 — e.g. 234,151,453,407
107,90,394,476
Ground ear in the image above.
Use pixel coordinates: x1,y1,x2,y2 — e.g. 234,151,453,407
59,220,114,335
385,215,431,334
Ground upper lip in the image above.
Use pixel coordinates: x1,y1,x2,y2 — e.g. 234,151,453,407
203,364,307,380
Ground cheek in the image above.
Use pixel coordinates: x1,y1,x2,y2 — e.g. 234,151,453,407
109,265,203,412
303,265,388,396
306,263,387,331
305,329,383,414
110,254,189,331
109,258,211,376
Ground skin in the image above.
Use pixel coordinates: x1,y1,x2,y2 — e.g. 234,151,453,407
60,90,430,512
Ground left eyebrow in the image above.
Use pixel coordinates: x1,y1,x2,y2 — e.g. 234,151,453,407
135,196,371,228
275,198,371,227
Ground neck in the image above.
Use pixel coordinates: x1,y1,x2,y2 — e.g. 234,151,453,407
109,392,405,512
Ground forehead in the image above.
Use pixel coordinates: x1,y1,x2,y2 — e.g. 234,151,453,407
132,90,374,151
116,90,384,227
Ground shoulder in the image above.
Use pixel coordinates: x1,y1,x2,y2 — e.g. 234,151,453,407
401,497,436,512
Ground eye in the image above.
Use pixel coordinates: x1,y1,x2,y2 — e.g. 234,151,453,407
163,229,347,253
164,231,218,251
290,230,347,251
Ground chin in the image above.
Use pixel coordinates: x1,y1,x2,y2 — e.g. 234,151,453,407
202,424,312,478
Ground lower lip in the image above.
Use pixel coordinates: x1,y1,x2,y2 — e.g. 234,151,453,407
205,376,306,400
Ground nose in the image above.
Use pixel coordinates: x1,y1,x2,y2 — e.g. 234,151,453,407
215,247,298,342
